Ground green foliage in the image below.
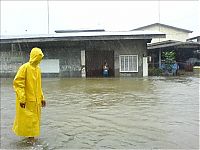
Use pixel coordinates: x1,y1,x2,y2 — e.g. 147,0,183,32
162,51,176,72
148,67,163,76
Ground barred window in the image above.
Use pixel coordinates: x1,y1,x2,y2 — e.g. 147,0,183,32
119,55,138,72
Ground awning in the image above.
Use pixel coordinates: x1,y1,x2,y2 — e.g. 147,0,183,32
148,40,200,50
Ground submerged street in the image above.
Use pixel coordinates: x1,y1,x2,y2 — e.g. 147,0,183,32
1,76,199,149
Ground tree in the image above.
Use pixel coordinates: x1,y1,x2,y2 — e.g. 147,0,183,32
162,51,176,73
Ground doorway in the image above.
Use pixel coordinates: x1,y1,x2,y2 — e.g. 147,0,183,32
85,50,114,77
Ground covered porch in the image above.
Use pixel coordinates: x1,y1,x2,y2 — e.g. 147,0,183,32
147,40,200,71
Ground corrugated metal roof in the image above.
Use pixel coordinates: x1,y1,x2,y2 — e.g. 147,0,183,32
0,30,165,39
0,30,166,44
147,40,200,49
55,29,105,33
186,36,200,41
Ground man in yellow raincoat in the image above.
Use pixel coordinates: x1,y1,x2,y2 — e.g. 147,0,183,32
12,47,46,143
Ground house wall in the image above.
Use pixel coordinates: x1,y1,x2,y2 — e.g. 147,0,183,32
0,44,28,77
114,40,146,77
139,25,190,42
42,46,82,77
84,40,147,77
0,42,82,78
0,39,147,78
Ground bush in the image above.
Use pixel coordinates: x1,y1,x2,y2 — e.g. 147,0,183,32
148,67,163,76
162,51,176,72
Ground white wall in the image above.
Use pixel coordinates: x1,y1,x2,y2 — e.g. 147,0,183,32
143,57,148,77
40,59,60,73
139,25,190,43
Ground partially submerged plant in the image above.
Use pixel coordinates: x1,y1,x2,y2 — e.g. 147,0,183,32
162,51,176,72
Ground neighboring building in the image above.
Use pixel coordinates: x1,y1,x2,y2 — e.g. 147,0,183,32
132,23,200,71
147,40,200,69
0,30,165,78
187,36,200,43
186,36,200,67
132,23,192,43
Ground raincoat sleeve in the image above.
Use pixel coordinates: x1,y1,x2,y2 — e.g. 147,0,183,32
41,90,44,101
41,81,44,101
13,64,27,104
38,67,44,101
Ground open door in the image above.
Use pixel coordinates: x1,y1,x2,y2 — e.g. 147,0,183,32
86,50,114,77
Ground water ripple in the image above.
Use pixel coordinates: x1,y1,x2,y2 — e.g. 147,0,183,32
1,77,199,149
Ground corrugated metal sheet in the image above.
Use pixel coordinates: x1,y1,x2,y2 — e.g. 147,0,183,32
148,40,200,49
0,30,166,44
1,30,165,40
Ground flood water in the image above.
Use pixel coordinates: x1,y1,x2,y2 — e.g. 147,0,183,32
0,76,199,149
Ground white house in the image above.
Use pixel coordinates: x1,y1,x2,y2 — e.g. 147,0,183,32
132,23,192,43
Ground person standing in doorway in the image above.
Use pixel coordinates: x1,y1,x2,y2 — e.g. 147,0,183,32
103,62,109,77
12,47,46,144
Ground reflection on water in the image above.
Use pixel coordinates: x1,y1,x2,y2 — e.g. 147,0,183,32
1,77,199,149
8,138,49,150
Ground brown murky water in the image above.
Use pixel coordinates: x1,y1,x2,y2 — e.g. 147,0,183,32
0,77,199,149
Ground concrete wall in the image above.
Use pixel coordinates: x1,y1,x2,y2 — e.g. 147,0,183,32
0,44,28,77
139,25,190,43
84,40,147,77
0,42,82,78
42,46,82,77
0,39,147,78
114,40,147,77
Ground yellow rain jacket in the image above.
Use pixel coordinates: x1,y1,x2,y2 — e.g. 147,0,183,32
12,47,44,137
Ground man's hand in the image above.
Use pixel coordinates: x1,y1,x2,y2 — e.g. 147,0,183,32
41,100,46,107
20,102,26,108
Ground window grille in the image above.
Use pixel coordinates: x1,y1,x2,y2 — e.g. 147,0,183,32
119,55,138,72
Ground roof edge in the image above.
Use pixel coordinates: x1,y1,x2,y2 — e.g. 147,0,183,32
132,23,193,33
187,36,200,41
55,29,105,33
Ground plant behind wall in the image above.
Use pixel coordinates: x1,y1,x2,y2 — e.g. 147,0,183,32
162,51,176,72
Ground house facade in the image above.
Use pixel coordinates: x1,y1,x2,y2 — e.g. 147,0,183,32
0,31,165,78
133,23,192,43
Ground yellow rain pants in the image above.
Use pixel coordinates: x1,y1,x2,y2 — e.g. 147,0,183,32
12,47,44,137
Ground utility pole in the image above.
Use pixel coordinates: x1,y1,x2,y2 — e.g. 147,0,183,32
158,0,161,68
47,0,50,34
158,0,160,32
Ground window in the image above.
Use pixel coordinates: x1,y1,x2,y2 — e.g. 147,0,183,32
119,55,138,72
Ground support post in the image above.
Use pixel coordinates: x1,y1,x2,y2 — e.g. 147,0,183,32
143,57,148,77
159,49,162,68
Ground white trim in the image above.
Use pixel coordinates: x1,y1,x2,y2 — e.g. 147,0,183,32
119,55,138,72
143,57,148,76
81,50,86,77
